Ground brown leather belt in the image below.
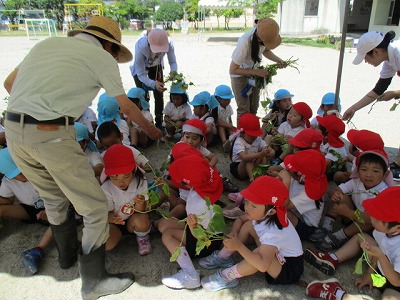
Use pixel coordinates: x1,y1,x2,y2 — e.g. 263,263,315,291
6,112,74,125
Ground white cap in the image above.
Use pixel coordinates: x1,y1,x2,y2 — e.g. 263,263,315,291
353,31,384,65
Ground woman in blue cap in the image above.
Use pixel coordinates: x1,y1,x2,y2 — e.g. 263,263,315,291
163,83,192,141
126,87,154,147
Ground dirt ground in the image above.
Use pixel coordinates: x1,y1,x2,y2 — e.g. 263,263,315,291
0,31,398,299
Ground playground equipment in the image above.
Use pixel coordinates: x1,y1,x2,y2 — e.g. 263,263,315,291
24,18,57,39
63,3,103,32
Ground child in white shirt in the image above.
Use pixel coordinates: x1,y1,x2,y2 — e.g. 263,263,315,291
310,92,341,128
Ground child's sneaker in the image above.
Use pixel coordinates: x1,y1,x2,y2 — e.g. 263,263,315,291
317,234,343,252
198,250,235,270
223,206,245,220
304,248,338,276
222,177,239,193
309,228,329,242
162,269,200,289
201,270,239,291
228,192,244,206
306,278,344,300
136,235,151,256
21,247,43,275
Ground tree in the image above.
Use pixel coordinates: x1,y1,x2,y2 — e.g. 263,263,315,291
154,2,183,29
254,0,283,18
222,8,243,30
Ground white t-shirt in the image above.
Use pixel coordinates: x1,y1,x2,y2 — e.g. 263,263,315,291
186,189,215,229
101,145,149,168
253,219,303,258
373,230,400,276
217,105,234,123
277,121,305,137
78,107,97,133
232,136,267,162
380,40,400,79
131,110,154,130
0,178,41,207
191,112,217,135
289,178,324,227
320,143,348,161
84,148,103,168
179,188,189,201
163,102,192,121
101,176,148,220
339,178,387,212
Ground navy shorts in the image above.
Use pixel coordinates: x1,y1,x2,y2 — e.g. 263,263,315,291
230,162,241,179
295,219,318,241
265,255,304,285
21,204,46,224
185,228,223,259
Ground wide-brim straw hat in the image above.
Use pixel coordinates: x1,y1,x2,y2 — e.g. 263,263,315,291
256,18,282,50
68,16,133,63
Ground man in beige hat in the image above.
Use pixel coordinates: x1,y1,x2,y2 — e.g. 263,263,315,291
130,28,178,128
3,16,161,299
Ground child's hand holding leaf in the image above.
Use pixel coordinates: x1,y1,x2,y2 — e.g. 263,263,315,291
186,213,198,230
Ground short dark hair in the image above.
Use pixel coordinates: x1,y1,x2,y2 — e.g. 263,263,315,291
358,152,387,173
264,204,284,230
388,221,400,228
97,121,121,141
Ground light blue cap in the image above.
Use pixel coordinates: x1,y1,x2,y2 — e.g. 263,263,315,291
0,148,21,179
317,92,341,115
214,85,234,99
97,93,121,126
74,122,98,153
269,89,294,108
170,83,187,94
189,91,219,110
127,88,149,110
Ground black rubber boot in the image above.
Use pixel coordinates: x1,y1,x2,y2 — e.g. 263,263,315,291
50,212,78,269
79,244,135,300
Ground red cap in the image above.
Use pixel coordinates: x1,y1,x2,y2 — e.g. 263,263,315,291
316,115,345,147
363,186,400,222
241,176,289,227
292,102,313,128
103,144,136,176
169,155,223,204
347,129,384,151
171,142,203,160
289,128,323,150
238,113,263,137
182,119,207,137
355,149,389,169
284,150,328,200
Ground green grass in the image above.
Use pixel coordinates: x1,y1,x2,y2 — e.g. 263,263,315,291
282,37,336,49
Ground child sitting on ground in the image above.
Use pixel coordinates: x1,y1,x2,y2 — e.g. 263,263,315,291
317,114,348,180
305,186,400,300
0,148,54,275
188,91,219,146
310,150,391,252
262,88,293,136
77,106,98,140
279,149,328,240
200,176,304,291
126,87,154,148
74,122,103,178
101,144,151,256
160,154,224,289
310,92,341,128
163,83,192,141
213,84,236,152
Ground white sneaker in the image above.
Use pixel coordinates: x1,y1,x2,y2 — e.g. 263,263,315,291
162,269,200,289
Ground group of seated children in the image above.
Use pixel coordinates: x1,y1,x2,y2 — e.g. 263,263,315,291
1,83,399,300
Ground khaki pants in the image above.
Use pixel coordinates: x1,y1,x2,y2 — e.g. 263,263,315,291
5,120,109,254
231,76,261,123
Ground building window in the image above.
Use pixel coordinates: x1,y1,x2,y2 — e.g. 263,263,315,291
305,0,319,16
387,0,400,26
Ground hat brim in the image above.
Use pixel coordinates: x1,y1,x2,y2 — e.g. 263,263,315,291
328,134,344,148
244,128,264,137
305,178,328,200
263,35,282,50
149,44,169,53
288,137,307,149
104,164,135,176
274,94,294,101
362,198,389,222
352,52,365,65
347,129,357,145
68,29,133,63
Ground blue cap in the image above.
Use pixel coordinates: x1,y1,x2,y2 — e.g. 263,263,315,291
269,89,294,108
189,91,219,110
170,83,187,95
97,93,121,126
0,148,21,179
127,88,149,110
317,92,341,116
74,122,98,153
214,85,234,99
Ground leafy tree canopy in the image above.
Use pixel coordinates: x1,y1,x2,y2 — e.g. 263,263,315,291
154,2,183,22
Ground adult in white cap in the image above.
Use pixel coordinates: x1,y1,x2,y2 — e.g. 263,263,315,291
230,18,287,124
130,28,178,128
342,30,400,180
4,16,162,299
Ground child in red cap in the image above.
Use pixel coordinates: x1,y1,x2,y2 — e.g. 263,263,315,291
280,149,328,240
308,149,391,252
317,115,348,180
102,144,151,256
160,154,223,289
200,176,303,291
230,113,274,183
305,186,400,300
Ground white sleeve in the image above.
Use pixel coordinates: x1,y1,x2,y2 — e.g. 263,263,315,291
0,181,15,198
380,61,397,79
338,179,355,194
231,33,251,66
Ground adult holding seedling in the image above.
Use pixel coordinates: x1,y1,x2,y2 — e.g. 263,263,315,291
229,18,287,124
3,16,161,299
342,31,400,180
130,28,178,128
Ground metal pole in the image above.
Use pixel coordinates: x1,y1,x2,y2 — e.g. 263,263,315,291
334,0,351,109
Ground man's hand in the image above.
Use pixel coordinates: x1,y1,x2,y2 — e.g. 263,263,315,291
155,81,167,93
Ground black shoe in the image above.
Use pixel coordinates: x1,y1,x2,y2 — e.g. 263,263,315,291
390,162,400,170
222,177,239,193
392,167,400,182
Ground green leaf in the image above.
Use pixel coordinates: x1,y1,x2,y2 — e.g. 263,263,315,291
162,183,170,196
354,209,365,224
252,164,270,179
353,256,364,275
170,246,181,262
193,226,207,240
260,99,272,109
207,206,226,233
371,273,387,287
156,207,172,219
195,239,207,256
390,102,399,111
147,190,160,207
204,196,211,208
